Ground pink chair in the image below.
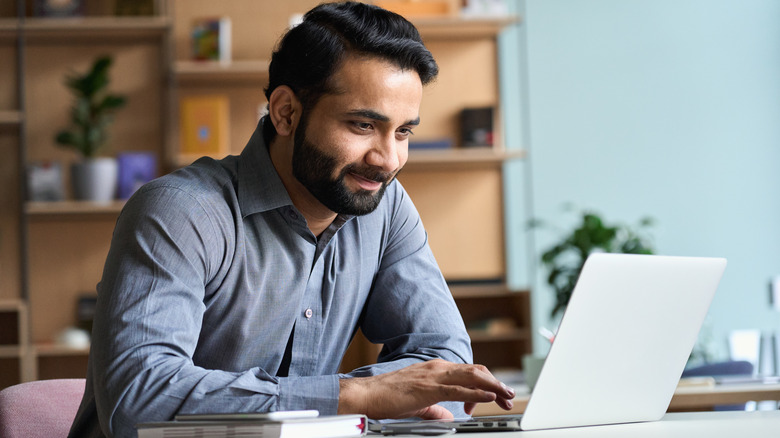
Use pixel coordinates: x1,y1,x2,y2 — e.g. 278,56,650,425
0,379,85,438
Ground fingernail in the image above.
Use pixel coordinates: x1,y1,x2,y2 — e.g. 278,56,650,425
502,383,515,397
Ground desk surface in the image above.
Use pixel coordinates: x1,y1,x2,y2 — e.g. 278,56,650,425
444,410,780,437
473,382,780,416
430,411,780,438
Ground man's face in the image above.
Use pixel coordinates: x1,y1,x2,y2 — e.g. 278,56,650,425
291,56,423,215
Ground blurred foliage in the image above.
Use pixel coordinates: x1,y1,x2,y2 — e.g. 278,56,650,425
55,56,127,158
530,206,656,318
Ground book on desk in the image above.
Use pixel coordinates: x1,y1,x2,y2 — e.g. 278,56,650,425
136,412,367,437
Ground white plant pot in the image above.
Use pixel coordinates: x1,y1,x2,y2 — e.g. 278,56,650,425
71,157,118,202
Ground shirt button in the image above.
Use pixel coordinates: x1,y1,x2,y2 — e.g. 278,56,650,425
289,211,299,220
304,308,313,319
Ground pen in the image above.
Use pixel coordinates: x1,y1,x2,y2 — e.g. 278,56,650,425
380,424,456,436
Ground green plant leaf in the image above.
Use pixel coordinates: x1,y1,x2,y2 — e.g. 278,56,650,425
535,206,656,318
54,55,126,157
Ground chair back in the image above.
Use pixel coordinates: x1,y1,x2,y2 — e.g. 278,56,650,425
0,379,85,438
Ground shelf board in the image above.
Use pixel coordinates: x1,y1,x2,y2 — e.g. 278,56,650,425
174,59,270,83
413,15,521,39
0,345,24,358
26,200,125,216
0,18,19,40
171,148,524,170
17,16,170,40
33,344,89,357
467,328,530,343
405,147,525,169
0,110,23,126
450,284,529,299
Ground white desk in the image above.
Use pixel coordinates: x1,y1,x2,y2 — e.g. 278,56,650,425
448,410,780,437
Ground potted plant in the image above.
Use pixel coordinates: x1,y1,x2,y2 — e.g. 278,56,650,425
532,206,656,318
55,55,127,201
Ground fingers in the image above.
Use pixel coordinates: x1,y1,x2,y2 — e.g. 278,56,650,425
435,362,515,402
339,360,517,420
416,404,455,420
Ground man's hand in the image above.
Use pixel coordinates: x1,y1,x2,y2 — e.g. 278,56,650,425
337,359,515,420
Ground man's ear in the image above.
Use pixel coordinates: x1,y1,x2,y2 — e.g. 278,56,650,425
268,85,301,137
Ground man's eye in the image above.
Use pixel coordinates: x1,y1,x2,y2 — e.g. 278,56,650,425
398,127,415,137
353,122,373,131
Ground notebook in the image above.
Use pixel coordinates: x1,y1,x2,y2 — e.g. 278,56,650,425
374,253,727,433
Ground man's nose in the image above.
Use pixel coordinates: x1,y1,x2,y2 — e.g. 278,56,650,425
365,133,401,172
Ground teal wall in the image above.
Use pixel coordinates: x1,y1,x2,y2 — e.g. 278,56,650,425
500,0,780,357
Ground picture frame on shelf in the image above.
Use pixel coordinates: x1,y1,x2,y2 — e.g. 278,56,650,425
27,161,65,202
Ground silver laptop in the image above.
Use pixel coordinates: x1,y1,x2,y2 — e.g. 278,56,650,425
374,253,727,433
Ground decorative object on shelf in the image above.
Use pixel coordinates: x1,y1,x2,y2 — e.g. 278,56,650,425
460,107,494,148
117,151,158,199
114,0,155,16
55,327,90,349
179,95,230,156
530,206,655,318
375,0,453,17
33,0,84,18
26,161,64,202
191,17,232,63
461,0,509,18
55,55,127,202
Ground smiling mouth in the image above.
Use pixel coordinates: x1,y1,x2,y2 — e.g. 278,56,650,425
349,172,384,191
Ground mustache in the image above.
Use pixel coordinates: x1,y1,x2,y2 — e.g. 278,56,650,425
342,163,399,185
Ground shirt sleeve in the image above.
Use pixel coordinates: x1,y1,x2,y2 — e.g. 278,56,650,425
88,183,339,438
340,182,473,417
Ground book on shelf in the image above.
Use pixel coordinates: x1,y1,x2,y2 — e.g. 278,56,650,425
192,16,232,63
179,95,230,156
136,413,367,438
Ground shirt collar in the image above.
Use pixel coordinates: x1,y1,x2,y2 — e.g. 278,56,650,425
237,123,294,218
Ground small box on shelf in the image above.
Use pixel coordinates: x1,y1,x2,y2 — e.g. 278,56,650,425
460,107,494,148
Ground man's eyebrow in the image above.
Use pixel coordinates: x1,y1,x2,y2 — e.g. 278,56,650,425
346,109,420,126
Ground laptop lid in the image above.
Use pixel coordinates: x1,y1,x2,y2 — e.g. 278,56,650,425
520,253,726,430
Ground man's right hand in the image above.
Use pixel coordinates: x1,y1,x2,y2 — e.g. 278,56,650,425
337,359,515,420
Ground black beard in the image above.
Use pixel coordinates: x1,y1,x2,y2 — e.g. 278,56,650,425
291,118,397,216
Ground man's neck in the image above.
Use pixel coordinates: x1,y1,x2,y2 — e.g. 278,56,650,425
268,137,337,237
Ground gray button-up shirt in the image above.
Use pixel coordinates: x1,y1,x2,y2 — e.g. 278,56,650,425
69,125,472,438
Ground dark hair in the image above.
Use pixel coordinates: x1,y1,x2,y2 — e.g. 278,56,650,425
262,1,438,143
